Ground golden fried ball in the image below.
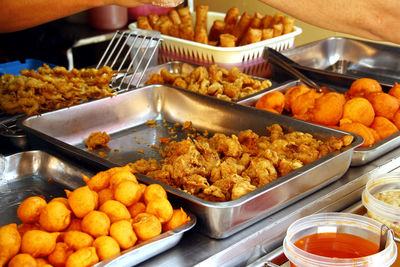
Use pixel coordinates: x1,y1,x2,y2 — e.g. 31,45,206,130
370,116,399,140
145,198,173,223
35,257,51,267
48,197,70,209
366,92,400,120
48,242,73,267
81,211,110,238
143,184,167,205
66,218,82,232
17,223,40,238
97,188,114,206
128,202,146,219
0,223,21,266
284,85,310,112
17,196,47,224
131,213,162,241
339,122,376,147
93,236,120,261
82,171,110,192
66,186,98,218
389,82,400,100
21,230,59,257
255,91,285,114
39,201,71,232
347,78,382,97
114,180,143,207
99,200,131,223
341,97,375,126
109,220,137,250
8,253,37,267
163,208,191,232
65,247,99,267
109,170,138,190
311,92,346,126
63,230,94,251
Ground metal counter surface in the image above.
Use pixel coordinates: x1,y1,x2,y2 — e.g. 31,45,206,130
138,145,400,267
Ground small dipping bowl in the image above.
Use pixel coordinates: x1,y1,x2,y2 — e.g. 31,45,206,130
283,212,397,267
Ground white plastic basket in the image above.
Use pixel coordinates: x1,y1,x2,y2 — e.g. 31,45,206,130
128,11,302,66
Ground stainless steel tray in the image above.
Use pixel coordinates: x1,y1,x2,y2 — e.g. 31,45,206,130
18,84,363,239
282,37,400,86
0,150,196,266
238,79,400,166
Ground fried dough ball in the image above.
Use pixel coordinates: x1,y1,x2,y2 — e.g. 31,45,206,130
99,200,131,223
366,92,400,120
392,109,400,129
98,188,114,206
370,116,399,140
146,198,173,223
143,184,168,205
39,201,71,232
0,223,21,266
63,230,94,251
48,242,73,267
311,92,346,126
49,197,70,209
8,253,37,267
340,97,375,126
255,91,285,114
109,170,138,190
81,211,110,238
66,218,82,231
18,223,40,237
66,186,98,218
35,257,51,267
114,180,143,207
21,230,59,257
82,171,110,192
17,196,47,224
339,122,376,147
65,247,99,267
291,89,323,120
132,213,162,241
128,202,146,219
347,78,382,97
93,236,120,261
389,83,400,99
284,85,310,112
163,208,191,232
109,220,137,250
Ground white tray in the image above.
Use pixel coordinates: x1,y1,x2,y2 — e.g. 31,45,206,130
129,11,302,66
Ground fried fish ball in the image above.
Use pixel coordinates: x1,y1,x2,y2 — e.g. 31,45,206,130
291,89,323,119
17,196,47,224
137,16,152,30
39,201,71,232
114,180,143,207
128,202,146,219
109,170,138,190
366,92,400,120
163,208,191,232
18,223,40,237
65,247,99,267
8,253,37,267
98,188,114,206
0,223,21,266
35,257,51,267
93,236,120,261
370,116,399,140
219,33,237,47
63,230,94,251
347,78,382,97
82,171,110,192
284,85,311,112
223,7,239,34
99,200,131,223
21,230,59,257
255,91,285,114
132,213,162,241
109,220,137,249
49,197,70,209
48,242,73,267
143,184,168,204
311,92,346,126
81,211,111,238
66,218,82,231
146,198,173,223
66,186,98,218
339,122,376,147
340,97,375,126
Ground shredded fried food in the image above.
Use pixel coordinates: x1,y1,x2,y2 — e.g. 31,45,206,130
85,132,111,151
145,64,272,101
0,64,116,116
128,124,353,202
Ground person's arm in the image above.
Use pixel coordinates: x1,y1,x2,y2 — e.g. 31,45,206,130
0,0,182,33
258,0,400,44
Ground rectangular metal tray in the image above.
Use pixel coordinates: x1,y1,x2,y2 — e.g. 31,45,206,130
18,84,362,239
238,79,400,166
0,150,196,266
281,37,400,86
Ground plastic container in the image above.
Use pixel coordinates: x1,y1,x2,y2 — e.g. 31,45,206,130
283,212,397,267
128,11,302,67
88,5,128,31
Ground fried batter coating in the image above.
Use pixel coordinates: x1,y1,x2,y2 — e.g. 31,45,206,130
129,124,353,202
85,131,111,151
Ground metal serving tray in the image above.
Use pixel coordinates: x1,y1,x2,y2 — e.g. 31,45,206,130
18,84,362,239
238,79,400,167
0,150,196,266
281,37,400,86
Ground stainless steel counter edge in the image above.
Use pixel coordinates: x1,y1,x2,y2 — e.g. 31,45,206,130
138,146,400,267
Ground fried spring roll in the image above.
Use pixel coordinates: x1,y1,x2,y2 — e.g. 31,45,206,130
223,7,239,34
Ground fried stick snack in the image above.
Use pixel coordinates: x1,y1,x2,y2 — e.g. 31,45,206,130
262,28,274,40
282,16,295,34
194,5,209,44
168,9,182,25
243,28,262,45
273,23,283,37
177,6,194,41
233,12,252,45
137,16,152,30
147,14,160,28
250,12,263,29
223,7,239,34
219,33,237,47
209,20,226,43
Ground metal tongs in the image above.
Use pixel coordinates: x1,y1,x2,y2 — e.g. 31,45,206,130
264,47,324,93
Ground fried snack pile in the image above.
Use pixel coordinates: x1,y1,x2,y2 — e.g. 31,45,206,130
85,132,111,151
0,64,116,116
255,78,400,147
137,5,295,47
0,166,190,267
145,64,272,101
128,124,353,202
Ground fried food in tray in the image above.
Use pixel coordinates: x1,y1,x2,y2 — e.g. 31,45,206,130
254,77,400,148
0,64,116,116
128,123,353,202
145,64,272,101
136,5,296,47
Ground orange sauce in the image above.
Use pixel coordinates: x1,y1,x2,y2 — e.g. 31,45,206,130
294,232,379,258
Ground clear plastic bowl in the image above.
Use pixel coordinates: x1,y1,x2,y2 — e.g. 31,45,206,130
283,212,397,267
